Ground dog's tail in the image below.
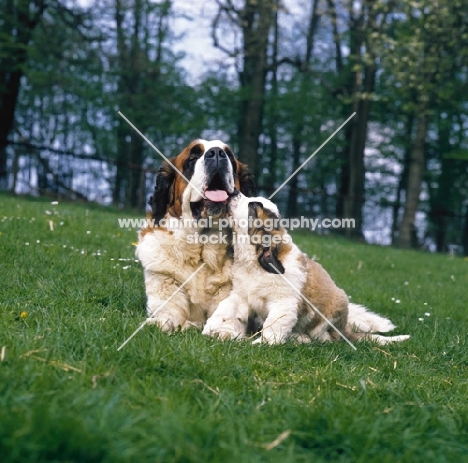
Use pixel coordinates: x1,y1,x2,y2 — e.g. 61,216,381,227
346,303,410,345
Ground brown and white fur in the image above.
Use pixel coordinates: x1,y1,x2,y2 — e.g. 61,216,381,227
136,140,255,332
203,193,410,345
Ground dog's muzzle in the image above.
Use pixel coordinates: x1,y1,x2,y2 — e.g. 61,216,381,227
203,148,233,202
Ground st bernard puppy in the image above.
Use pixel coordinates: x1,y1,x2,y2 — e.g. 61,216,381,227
136,139,255,332
203,193,410,345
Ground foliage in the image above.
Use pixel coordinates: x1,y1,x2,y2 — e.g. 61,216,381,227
1,0,468,250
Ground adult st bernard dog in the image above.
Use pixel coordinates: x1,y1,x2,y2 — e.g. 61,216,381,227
136,139,255,332
203,193,410,345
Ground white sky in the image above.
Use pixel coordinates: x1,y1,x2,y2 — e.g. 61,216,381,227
171,0,230,84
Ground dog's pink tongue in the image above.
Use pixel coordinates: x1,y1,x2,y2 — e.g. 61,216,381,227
204,190,228,202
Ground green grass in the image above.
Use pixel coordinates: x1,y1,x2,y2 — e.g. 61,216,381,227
1,192,467,463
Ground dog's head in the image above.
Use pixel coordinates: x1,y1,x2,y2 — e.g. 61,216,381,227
229,194,291,274
149,139,256,223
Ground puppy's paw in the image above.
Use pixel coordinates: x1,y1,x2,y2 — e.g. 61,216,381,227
252,330,286,345
288,333,312,344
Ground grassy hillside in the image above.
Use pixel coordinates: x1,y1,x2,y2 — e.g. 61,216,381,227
1,193,467,463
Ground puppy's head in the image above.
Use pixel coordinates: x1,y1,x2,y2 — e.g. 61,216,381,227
229,194,290,274
149,139,256,223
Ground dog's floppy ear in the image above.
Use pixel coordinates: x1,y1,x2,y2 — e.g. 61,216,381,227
258,246,285,274
237,161,256,197
248,201,286,274
248,200,263,219
247,201,264,235
149,160,176,223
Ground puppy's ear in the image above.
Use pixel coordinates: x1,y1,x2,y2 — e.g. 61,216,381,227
248,201,263,235
237,161,256,197
258,246,285,274
149,160,176,223
248,201,263,218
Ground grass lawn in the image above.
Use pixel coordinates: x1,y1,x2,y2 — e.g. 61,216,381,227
1,192,467,463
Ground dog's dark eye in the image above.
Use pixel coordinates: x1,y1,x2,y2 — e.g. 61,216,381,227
187,144,204,164
224,147,235,163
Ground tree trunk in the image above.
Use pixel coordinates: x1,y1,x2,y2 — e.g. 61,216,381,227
463,206,468,257
127,132,145,208
429,119,454,252
391,115,413,244
286,136,301,217
338,65,375,239
265,0,279,194
113,0,162,208
395,114,427,249
336,121,351,221
113,0,146,208
286,0,320,216
11,146,20,193
113,118,129,206
0,1,46,189
330,0,391,239
334,4,368,238
237,0,275,176
0,69,22,188
342,81,374,239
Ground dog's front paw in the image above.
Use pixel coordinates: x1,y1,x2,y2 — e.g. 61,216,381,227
202,316,225,336
203,318,246,341
146,309,185,333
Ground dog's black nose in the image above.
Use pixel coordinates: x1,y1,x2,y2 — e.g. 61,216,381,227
205,147,227,159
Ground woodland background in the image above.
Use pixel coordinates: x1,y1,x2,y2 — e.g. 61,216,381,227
1,0,468,252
